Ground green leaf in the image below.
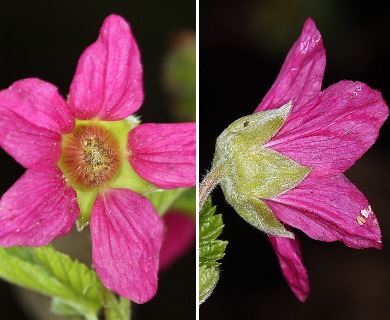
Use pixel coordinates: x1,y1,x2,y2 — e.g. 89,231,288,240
170,187,196,216
199,265,220,304
146,187,195,218
199,198,227,304
51,297,87,318
199,240,227,267
101,288,131,320
146,187,188,216
0,245,103,319
199,214,224,243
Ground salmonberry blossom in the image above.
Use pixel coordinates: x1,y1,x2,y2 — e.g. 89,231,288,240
209,18,388,301
159,211,196,271
0,14,196,303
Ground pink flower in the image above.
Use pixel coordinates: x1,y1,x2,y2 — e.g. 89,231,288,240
159,211,196,271
0,14,196,304
254,19,388,301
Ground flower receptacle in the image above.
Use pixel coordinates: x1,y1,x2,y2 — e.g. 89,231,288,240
212,103,310,237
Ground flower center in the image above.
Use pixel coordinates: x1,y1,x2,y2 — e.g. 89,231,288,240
59,124,121,189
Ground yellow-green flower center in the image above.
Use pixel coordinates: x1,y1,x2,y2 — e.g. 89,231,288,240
57,117,159,231
60,124,121,189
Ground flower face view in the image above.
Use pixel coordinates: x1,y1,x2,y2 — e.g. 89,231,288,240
212,18,388,301
0,14,196,304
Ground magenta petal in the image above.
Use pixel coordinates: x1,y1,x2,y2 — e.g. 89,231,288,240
0,165,79,247
0,110,61,168
128,123,196,189
267,81,389,175
90,189,163,303
159,212,196,271
269,234,309,302
265,174,382,249
0,78,73,133
255,18,325,114
69,14,143,120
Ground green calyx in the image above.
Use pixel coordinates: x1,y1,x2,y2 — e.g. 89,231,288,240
58,116,158,231
212,102,310,237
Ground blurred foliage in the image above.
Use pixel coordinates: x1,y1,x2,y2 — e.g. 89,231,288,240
162,32,196,122
0,246,104,319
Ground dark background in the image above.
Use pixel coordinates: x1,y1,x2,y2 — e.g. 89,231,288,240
200,0,390,320
0,1,195,319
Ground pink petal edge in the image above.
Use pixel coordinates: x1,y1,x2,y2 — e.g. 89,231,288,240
0,110,62,168
265,173,382,249
0,78,73,134
91,188,163,304
69,14,143,120
266,81,389,176
128,123,196,189
159,211,196,271
0,165,79,247
255,18,325,116
269,234,309,302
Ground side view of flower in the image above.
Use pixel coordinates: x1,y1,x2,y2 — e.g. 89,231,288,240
201,18,388,301
0,14,196,304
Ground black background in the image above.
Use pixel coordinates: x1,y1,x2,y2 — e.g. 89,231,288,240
0,1,195,319
200,0,390,319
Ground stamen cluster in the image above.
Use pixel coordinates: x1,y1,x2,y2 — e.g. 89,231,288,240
60,125,120,189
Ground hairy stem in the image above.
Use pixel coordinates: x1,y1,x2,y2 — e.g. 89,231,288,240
199,165,222,209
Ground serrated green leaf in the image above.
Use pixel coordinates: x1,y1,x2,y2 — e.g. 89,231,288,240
200,215,224,243
199,240,227,267
0,245,103,318
199,265,219,304
199,198,227,304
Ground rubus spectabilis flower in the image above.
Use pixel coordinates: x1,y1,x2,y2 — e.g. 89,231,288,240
159,211,196,271
0,14,196,303
210,18,388,301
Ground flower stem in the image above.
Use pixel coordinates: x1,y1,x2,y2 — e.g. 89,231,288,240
120,296,131,320
102,287,131,320
85,314,99,320
199,165,222,209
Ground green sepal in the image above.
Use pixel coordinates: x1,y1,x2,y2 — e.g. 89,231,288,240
213,103,310,237
75,188,98,231
228,195,293,237
213,102,292,168
228,147,311,199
